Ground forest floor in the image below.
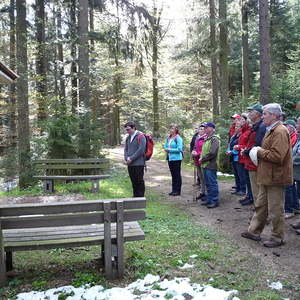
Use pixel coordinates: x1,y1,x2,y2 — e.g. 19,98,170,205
110,146,300,281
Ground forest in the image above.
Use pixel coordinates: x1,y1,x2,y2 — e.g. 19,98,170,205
0,0,300,188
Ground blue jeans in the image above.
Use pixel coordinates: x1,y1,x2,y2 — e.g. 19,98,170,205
203,168,219,204
235,163,246,193
232,161,240,189
285,183,300,213
244,169,253,201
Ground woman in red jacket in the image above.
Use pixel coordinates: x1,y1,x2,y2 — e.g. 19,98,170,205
233,115,252,202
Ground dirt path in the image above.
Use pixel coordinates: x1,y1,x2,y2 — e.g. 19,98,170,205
110,146,300,279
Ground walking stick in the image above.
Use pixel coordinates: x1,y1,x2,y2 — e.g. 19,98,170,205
192,165,197,202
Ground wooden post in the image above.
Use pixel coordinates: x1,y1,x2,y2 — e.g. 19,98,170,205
6,252,12,271
116,200,124,278
103,201,112,279
44,179,54,193
91,179,99,193
0,221,7,285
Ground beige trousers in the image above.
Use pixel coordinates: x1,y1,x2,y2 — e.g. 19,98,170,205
196,165,206,194
248,185,285,242
249,170,259,203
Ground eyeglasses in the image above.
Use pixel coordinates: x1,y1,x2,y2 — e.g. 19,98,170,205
125,128,131,131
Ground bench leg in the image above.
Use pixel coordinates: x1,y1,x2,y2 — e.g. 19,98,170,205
44,179,54,193
91,180,99,193
6,252,12,272
0,229,7,286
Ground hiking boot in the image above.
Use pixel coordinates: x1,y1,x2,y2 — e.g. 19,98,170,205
291,222,300,229
172,192,181,196
241,231,261,241
263,239,284,248
168,192,175,196
207,202,219,209
201,200,210,206
196,193,206,200
284,212,295,219
239,197,248,203
295,229,300,235
241,199,254,206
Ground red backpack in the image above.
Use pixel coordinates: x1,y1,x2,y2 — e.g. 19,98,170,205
137,133,154,161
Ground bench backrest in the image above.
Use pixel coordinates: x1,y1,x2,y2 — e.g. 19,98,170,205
0,197,146,230
33,158,109,170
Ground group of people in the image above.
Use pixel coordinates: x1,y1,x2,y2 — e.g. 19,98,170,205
123,102,300,248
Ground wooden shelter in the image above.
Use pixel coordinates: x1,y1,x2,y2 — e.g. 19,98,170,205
0,62,18,84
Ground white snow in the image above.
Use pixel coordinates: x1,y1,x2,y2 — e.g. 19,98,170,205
269,281,283,290
189,254,198,259
12,275,240,300
178,263,194,269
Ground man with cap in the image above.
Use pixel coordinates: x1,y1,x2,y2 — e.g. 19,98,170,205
241,103,292,247
240,104,266,206
199,122,220,208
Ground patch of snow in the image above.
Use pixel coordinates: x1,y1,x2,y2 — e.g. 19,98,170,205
189,254,198,259
217,172,234,177
12,275,240,300
269,281,283,290
178,263,194,269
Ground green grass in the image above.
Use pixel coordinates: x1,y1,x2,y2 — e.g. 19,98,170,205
0,168,297,299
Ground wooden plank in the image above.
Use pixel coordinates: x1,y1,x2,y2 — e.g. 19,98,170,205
0,221,7,285
3,223,141,241
1,211,145,229
3,222,139,237
0,197,146,216
35,164,109,170
104,202,112,279
4,232,145,252
34,175,110,180
116,201,124,278
34,158,109,164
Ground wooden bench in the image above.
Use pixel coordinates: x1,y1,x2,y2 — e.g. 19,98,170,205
33,158,110,193
0,197,146,284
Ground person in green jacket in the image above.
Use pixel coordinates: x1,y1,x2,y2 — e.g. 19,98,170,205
199,122,220,208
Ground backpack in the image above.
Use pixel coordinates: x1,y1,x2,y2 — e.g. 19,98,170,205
137,133,154,161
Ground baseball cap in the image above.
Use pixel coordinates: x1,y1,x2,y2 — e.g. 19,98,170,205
231,114,241,119
247,104,263,113
283,119,296,127
203,122,215,129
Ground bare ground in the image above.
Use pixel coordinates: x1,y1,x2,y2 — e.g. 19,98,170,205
110,146,300,281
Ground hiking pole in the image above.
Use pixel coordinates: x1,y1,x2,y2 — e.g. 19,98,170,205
192,165,197,202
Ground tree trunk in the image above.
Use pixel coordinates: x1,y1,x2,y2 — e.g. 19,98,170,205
16,0,31,188
9,0,17,147
241,0,250,99
152,6,160,138
57,4,66,110
209,0,219,120
35,0,47,124
259,0,271,104
70,0,78,114
219,0,229,113
78,0,90,157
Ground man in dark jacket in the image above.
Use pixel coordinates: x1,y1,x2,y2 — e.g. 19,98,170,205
124,122,146,197
240,104,266,206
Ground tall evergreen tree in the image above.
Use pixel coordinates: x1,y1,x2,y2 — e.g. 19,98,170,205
16,0,31,188
259,0,271,104
219,0,229,113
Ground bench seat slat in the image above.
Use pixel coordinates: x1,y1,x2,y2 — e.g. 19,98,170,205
34,159,108,164
3,222,139,238
35,164,108,170
1,211,146,229
4,222,142,242
33,175,110,180
0,197,146,216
